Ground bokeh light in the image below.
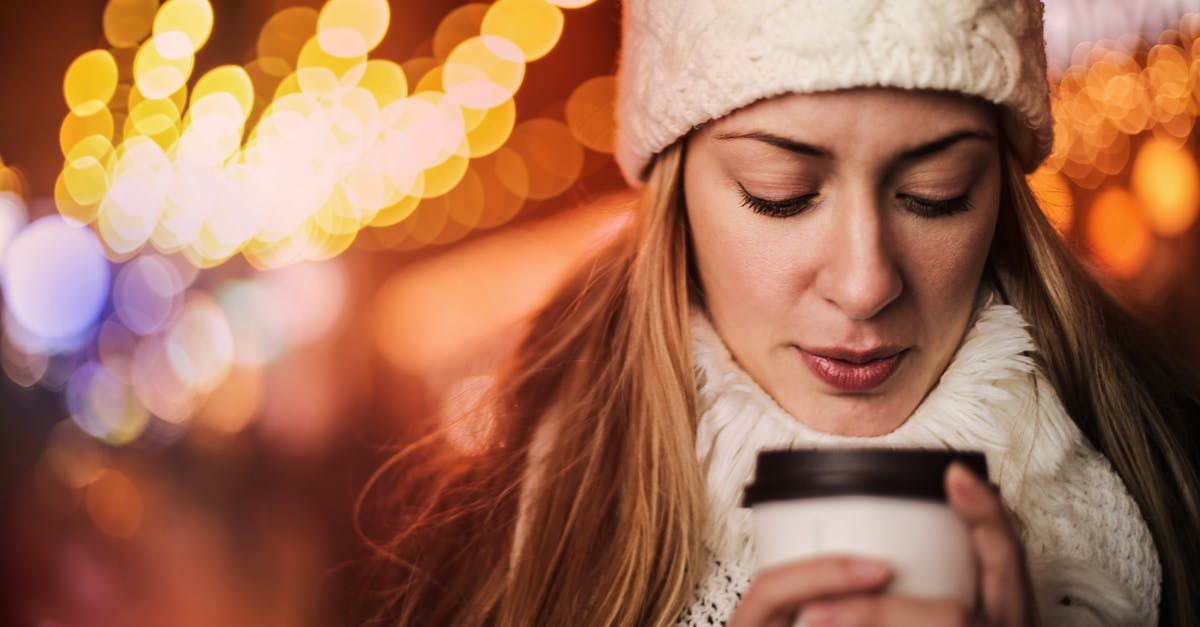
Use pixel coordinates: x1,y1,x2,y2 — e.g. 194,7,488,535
566,75,616,154
316,0,390,59
63,50,118,116
1085,186,1153,278
2,217,110,350
68,361,151,445
152,0,214,59
1131,136,1200,236
103,0,159,49
165,294,235,394
481,0,564,62
114,254,184,335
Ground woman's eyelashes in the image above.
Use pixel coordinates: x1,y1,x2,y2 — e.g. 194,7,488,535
735,182,975,219
898,193,974,217
736,183,817,218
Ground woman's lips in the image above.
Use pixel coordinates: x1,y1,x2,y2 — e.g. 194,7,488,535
797,347,908,393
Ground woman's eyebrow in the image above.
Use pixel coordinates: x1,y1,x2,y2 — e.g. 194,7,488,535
713,131,831,158
712,129,995,162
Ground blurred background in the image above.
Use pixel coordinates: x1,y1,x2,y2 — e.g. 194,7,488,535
1,1,1198,625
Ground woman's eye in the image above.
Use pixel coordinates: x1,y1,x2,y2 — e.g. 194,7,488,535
737,183,817,218
899,194,974,218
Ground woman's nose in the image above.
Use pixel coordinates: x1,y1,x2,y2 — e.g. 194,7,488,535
813,200,903,320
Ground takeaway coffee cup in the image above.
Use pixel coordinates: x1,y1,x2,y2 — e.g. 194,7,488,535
743,448,988,621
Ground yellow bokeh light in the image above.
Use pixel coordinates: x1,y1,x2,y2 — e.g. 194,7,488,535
482,0,564,62
476,146,529,229
128,96,181,137
103,0,159,48
134,36,195,99
55,171,100,224
297,36,368,98
508,118,584,200
64,135,116,206
60,108,116,158
434,3,488,60
1131,137,1200,237
1085,186,1152,279
421,139,472,199
152,0,213,58
565,75,617,153
357,59,409,107
317,0,390,59
191,65,255,118
257,6,319,76
443,36,526,110
465,98,516,158
64,50,119,116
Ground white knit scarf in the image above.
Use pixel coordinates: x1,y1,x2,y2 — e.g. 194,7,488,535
681,292,1161,627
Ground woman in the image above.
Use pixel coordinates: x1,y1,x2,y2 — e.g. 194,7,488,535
359,0,1200,625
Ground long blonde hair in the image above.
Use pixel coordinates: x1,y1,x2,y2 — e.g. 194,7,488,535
358,138,1200,625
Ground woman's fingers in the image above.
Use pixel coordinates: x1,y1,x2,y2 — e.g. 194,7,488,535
945,462,1033,627
729,556,892,627
800,594,977,627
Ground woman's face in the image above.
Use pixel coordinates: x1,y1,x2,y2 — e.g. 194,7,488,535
684,88,1002,436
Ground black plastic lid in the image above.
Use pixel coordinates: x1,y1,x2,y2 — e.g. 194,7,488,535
742,447,988,506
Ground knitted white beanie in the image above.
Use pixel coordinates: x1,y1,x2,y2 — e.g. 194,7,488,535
615,0,1055,184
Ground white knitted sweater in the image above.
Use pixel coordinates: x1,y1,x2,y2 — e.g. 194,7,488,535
677,294,1161,626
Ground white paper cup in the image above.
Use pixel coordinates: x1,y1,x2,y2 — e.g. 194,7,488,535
743,448,987,626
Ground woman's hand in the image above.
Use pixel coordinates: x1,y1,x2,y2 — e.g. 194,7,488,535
728,463,1035,627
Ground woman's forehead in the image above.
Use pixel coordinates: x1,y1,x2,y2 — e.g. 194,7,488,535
705,88,998,143
700,87,998,163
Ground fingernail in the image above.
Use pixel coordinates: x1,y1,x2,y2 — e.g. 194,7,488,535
850,558,890,582
947,463,975,502
801,601,835,626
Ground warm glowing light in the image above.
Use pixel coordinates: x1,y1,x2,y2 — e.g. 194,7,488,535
443,36,526,110
84,468,143,538
297,36,368,98
482,0,564,62
257,7,319,75
464,98,516,158
473,147,528,229
317,0,390,59
357,59,409,107
134,36,195,99
165,294,234,393
544,0,596,6
191,65,256,119
1085,186,1152,278
434,3,488,60
508,118,584,199
152,0,213,58
104,0,159,48
64,50,119,116
197,364,263,435
60,108,116,158
566,75,617,154
1131,137,1200,236
2,217,110,347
